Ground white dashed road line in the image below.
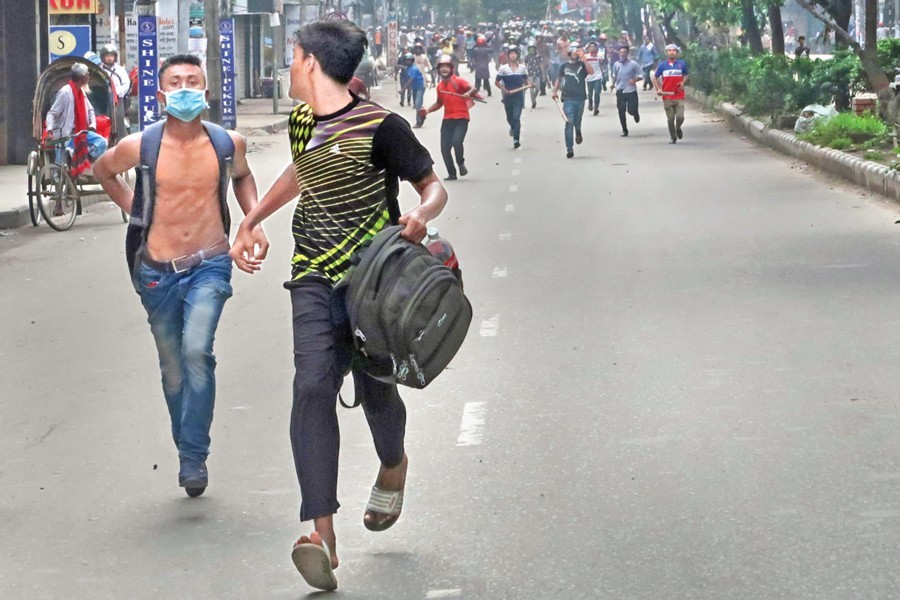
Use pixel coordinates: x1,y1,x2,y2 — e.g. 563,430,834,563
457,402,487,446
505,203,515,212
509,184,518,192
479,315,500,336
427,590,462,599
499,232,512,241
492,266,508,278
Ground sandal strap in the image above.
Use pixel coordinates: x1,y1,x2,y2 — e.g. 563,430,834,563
366,486,404,515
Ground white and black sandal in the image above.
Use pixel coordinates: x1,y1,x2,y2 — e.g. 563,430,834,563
364,485,404,531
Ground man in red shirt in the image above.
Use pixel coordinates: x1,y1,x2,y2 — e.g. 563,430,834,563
422,55,478,180
652,44,690,144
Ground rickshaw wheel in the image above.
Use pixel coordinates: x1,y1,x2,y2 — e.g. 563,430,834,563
37,164,78,232
27,172,43,226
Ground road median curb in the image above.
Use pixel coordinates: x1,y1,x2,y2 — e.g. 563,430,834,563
689,89,900,200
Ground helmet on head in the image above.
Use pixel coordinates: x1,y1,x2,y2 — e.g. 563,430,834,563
99,43,118,59
437,54,454,67
568,43,580,55
404,52,414,61
599,33,608,41
507,45,521,56
476,35,486,46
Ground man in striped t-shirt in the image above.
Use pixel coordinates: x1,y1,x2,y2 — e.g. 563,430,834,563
495,45,531,148
230,19,448,592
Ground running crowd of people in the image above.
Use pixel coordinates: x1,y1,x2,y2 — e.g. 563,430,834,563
389,18,690,172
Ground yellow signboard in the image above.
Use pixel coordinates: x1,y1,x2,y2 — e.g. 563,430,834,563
49,0,99,14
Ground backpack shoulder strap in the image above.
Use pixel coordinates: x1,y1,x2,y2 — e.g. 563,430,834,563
132,119,166,231
201,120,236,232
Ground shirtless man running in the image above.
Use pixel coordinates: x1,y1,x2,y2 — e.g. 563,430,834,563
94,54,268,498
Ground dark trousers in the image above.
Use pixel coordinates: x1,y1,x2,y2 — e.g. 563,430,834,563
503,93,524,142
475,77,492,95
290,282,406,521
587,80,602,109
440,118,468,177
616,90,639,132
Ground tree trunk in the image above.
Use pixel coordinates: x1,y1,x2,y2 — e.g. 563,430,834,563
646,5,667,51
769,3,785,55
863,0,892,116
821,0,853,50
661,12,685,48
742,0,764,55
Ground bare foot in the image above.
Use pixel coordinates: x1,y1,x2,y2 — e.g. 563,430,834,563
295,528,338,569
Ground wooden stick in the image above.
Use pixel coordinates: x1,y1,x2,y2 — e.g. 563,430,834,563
552,96,571,125
505,84,535,95
439,90,487,103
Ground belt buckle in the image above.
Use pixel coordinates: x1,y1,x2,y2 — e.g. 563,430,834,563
171,254,192,273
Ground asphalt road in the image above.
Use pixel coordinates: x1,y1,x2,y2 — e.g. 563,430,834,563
3,77,900,599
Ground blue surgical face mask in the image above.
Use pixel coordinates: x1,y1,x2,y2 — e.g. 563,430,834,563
163,87,207,122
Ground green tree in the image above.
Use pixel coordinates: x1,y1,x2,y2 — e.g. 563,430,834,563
796,0,890,114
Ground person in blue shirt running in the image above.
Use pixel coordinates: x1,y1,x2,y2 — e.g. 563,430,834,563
400,53,427,127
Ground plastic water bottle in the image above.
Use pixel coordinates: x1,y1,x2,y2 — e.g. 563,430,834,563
425,227,459,270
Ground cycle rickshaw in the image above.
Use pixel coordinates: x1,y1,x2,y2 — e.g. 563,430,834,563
27,56,130,231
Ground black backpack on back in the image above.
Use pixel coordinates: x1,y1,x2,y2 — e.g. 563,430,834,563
345,225,472,389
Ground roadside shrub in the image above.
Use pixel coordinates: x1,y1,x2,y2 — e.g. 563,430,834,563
864,149,886,161
798,112,888,148
829,136,852,150
743,54,796,115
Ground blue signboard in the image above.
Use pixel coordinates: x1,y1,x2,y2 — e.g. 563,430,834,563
220,18,237,130
49,25,92,63
138,15,159,130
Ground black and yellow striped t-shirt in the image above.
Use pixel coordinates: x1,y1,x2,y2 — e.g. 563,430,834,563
286,96,433,284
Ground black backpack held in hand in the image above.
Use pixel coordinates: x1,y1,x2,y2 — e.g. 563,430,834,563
345,225,472,389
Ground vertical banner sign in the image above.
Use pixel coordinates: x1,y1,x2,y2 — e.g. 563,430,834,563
386,15,398,71
220,19,237,130
138,15,159,130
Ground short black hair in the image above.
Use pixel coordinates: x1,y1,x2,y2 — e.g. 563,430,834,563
159,54,203,85
798,35,806,41
293,20,368,84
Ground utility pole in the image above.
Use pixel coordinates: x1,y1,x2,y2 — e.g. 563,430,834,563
272,12,281,115
117,0,127,60
205,0,223,124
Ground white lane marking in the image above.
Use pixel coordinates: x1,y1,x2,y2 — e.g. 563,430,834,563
492,266,508,278
505,203,515,212
509,184,518,192
427,590,462,599
810,263,870,269
480,315,500,336
499,232,512,241
514,157,522,163
457,402,487,446
511,169,520,176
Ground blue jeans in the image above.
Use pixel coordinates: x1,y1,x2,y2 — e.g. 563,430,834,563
563,99,585,151
504,93,524,143
413,87,425,125
138,254,233,464
587,80,602,108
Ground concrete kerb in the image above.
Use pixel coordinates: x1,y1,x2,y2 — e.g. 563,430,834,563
689,89,900,201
